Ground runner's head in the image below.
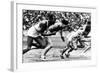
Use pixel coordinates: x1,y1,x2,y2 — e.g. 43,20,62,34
61,19,69,26
47,13,56,27
39,21,48,33
47,13,56,21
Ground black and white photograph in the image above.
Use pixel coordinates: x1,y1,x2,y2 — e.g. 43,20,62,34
11,2,97,71
22,9,91,63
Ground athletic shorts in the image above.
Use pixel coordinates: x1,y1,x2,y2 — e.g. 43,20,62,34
27,36,50,48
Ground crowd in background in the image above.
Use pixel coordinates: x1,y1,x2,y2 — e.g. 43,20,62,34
23,10,91,32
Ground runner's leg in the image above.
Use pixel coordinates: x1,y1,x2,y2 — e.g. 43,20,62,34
41,44,52,59
23,36,33,54
41,38,52,60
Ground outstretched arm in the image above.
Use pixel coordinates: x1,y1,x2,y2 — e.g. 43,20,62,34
59,30,65,42
41,31,56,36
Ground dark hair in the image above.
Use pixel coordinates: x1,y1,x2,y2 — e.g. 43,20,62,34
61,19,69,25
87,21,91,25
39,22,47,33
47,13,55,20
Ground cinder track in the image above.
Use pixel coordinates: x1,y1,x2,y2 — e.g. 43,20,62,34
23,48,91,63
22,33,91,63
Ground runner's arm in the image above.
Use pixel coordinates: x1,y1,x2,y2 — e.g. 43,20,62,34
59,30,65,42
41,31,56,36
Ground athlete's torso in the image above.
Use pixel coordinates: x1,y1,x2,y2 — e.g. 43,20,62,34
27,20,48,37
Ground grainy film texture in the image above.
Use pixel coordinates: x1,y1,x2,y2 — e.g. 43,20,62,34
22,10,91,63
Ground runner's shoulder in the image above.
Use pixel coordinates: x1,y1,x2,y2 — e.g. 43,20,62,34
40,20,48,24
